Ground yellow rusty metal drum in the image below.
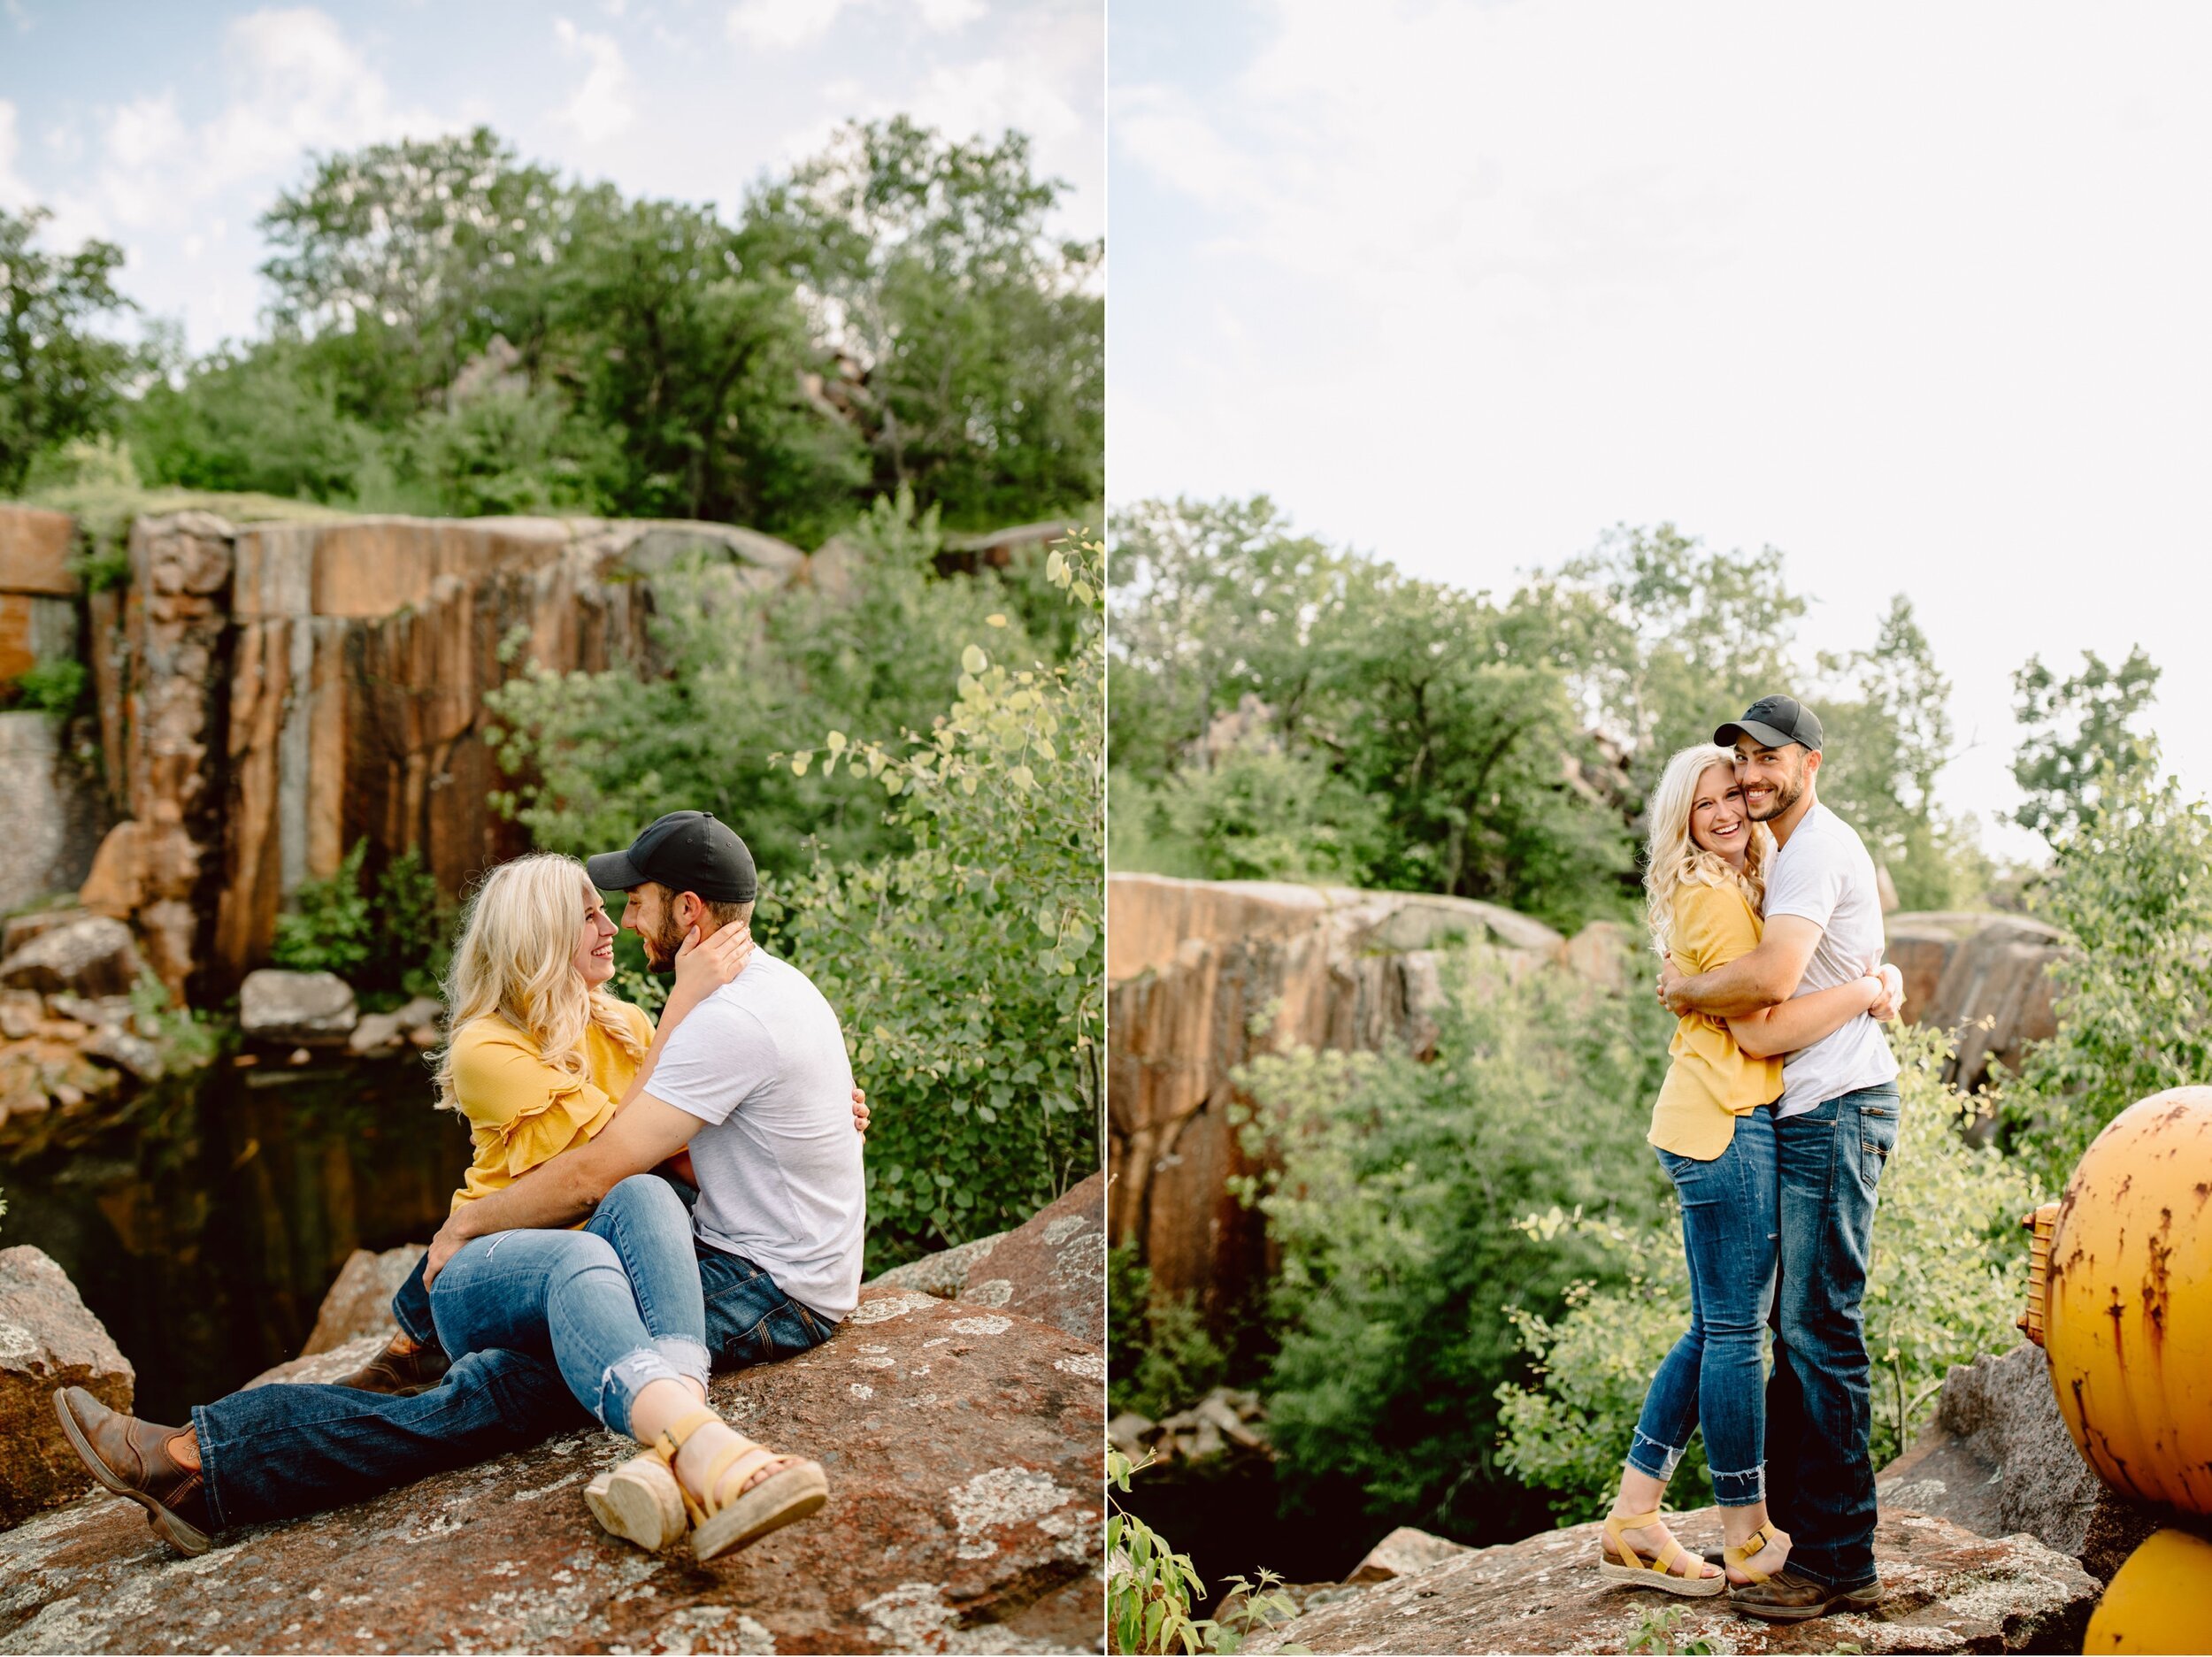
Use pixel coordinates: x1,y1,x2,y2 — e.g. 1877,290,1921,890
2045,1086,2212,1516
2084,1528,2212,1653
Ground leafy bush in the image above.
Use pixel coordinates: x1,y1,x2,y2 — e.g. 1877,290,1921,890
1157,743,1387,885
270,842,452,997
486,489,1039,883
129,972,223,1075
1497,1022,2039,1520
1107,1449,1300,1655
1999,764,2212,1189
1233,953,1674,1538
773,533,1103,1271
7,656,87,717
1110,1243,1232,1420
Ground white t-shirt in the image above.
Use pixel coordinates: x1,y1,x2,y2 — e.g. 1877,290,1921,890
648,951,866,1321
1762,802,1901,1117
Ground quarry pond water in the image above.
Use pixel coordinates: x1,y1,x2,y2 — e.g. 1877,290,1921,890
1,1052,465,1422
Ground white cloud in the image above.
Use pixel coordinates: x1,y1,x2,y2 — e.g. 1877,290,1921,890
3,0,30,35
553,18,638,144
726,0,849,50
918,0,985,32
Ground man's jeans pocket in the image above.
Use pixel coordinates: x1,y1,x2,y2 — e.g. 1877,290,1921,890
1855,1092,1901,1191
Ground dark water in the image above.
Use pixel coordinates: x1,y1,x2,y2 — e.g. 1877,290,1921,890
1,1055,470,1422
1117,1456,1394,1593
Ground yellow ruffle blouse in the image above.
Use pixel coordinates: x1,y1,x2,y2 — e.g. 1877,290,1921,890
1647,880,1786,1161
447,1002,656,1212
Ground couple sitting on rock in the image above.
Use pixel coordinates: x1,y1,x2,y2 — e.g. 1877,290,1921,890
55,811,871,1565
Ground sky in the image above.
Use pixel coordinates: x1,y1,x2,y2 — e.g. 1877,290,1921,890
0,0,1102,355
1109,0,2212,858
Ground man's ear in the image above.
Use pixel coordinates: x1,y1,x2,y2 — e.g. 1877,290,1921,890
1804,748,1823,783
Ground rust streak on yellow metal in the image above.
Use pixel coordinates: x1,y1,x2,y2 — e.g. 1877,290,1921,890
2043,1087,2212,1517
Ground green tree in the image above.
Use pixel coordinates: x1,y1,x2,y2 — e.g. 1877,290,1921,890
775,533,1103,1269
127,335,381,502
2000,764,2212,1187
1235,953,1675,1540
749,118,1103,525
1514,523,1808,794
0,205,142,492
1816,595,1987,909
2010,647,2162,846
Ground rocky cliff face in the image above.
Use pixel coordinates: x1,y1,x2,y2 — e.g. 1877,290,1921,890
1105,873,1598,1318
0,509,107,917
63,510,817,1001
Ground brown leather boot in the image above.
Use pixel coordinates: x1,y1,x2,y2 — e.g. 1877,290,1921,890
330,1336,451,1397
51,1386,213,1555
1729,1568,1883,1622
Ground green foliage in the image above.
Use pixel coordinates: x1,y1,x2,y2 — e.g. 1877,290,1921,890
1234,954,1674,1535
0,205,144,493
488,489,1036,882
750,118,1103,527
269,841,452,996
1106,1450,1303,1655
2010,648,2162,846
773,533,1102,1270
7,656,87,717
272,842,373,977
1999,763,2212,1188
1625,1605,1716,1657
129,972,222,1076
1110,497,1639,929
1498,1023,2038,1520
1109,1243,1232,1420
1156,741,1387,885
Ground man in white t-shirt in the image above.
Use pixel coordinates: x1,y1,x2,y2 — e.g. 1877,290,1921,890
1656,696,1901,1622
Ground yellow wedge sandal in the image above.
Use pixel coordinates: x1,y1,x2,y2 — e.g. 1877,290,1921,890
1724,1520,1786,1584
622,1407,828,1563
585,1451,689,1552
1599,1507,1725,1597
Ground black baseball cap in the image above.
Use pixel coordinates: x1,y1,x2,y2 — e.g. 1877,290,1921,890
586,811,757,903
1716,695,1824,753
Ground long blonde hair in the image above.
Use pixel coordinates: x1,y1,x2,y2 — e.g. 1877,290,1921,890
432,853,648,1112
1643,744,1774,957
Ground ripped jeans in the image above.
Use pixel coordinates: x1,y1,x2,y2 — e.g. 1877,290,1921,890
1628,1102,1778,1507
427,1174,710,1438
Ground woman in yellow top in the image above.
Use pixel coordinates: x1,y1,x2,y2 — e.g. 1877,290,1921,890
1598,746,1902,1599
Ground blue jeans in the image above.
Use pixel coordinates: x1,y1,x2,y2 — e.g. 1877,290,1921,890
1629,1105,1778,1507
427,1175,710,1437
192,1190,836,1530
1764,1084,1898,1591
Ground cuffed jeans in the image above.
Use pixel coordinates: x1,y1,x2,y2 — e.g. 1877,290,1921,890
426,1175,710,1438
1629,1103,1778,1507
192,1185,837,1530
1764,1083,1898,1591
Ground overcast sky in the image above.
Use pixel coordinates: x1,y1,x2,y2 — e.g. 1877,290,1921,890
1110,0,2212,858
0,0,1102,355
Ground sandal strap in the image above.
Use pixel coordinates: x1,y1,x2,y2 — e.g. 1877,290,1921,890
1649,1536,1689,1575
1725,1520,1783,1583
649,1407,721,1463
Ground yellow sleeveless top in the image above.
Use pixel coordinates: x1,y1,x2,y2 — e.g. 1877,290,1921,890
446,1002,656,1212
1647,881,1785,1161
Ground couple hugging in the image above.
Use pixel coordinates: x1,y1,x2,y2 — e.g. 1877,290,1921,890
55,810,871,1566
1601,696,1909,1624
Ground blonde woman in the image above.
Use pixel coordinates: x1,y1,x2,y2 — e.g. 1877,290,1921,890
1599,747,1901,1598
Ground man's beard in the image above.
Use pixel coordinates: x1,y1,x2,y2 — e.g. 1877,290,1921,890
641,914,687,972
1744,770,1806,822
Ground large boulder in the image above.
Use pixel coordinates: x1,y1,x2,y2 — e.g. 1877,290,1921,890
300,1246,426,1357
0,1286,1101,1654
0,1246,135,1530
1879,1342,2160,1582
238,969,357,1044
1885,913,2063,1094
1244,1507,2098,1655
869,1172,1106,1346
0,915,144,1001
